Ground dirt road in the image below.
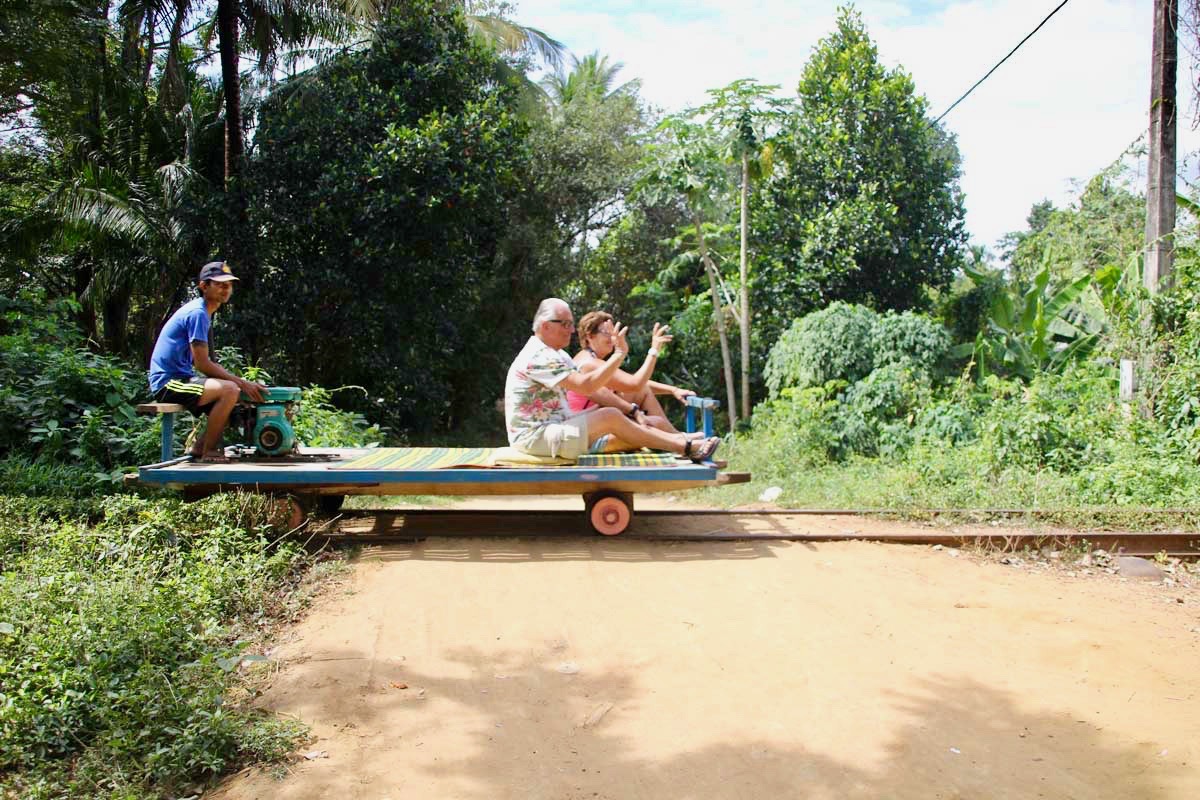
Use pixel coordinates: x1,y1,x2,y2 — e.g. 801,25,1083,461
214,500,1200,799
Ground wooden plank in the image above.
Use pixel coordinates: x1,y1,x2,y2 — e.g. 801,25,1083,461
137,402,185,415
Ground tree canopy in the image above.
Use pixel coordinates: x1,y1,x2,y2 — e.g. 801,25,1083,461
245,2,551,433
753,7,967,344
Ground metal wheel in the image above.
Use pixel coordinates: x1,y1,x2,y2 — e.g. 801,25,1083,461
257,426,282,452
585,491,633,536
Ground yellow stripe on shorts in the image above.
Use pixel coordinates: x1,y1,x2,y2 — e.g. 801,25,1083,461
165,379,205,395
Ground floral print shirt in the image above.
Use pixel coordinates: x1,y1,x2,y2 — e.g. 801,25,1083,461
505,336,580,447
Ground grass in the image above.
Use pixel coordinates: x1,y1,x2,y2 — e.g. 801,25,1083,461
344,493,462,509
685,436,1200,532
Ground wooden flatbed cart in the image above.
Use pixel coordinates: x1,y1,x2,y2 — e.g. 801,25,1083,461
134,397,748,535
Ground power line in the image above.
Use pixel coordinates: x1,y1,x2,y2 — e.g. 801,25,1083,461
934,0,1073,124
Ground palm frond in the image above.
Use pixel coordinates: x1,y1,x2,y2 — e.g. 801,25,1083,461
465,14,564,71
51,185,153,245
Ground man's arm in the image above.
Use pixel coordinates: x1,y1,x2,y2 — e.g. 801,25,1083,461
191,342,266,402
558,350,627,395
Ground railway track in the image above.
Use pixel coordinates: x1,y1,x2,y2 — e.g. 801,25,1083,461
320,508,1200,558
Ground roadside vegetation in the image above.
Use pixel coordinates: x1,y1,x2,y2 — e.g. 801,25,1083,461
712,175,1200,526
0,300,377,797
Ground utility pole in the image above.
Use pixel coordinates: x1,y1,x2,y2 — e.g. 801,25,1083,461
1144,0,1177,293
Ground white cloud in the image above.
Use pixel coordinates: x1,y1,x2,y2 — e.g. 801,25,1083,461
513,0,1199,249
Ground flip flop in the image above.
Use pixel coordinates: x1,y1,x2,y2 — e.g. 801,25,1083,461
685,436,720,464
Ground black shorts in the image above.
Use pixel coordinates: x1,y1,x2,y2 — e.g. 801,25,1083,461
153,377,215,416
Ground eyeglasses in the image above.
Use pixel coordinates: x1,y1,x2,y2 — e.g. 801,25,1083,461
548,319,576,330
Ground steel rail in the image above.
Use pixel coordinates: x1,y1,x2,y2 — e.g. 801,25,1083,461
325,508,1200,558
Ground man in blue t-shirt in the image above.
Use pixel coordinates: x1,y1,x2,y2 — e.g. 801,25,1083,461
149,261,265,461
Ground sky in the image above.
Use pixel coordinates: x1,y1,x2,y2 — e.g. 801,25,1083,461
511,0,1200,251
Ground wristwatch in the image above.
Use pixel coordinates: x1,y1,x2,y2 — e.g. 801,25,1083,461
626,403,640,419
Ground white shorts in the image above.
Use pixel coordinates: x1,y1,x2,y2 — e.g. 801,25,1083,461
515,415,609,459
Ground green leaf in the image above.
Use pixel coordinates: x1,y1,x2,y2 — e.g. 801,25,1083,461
1043,274,1093,320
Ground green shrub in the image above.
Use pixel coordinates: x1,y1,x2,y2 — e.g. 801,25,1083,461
0,292,161,474
294,386,386,448
1074,455,1200,506
764,302,877,397
870,310,951,378
1153,303,1200,461
0,493,311,797
747,384,843,469
842,364,934,458
911,396,979,445
977,365,1122,472
936,270,1006,345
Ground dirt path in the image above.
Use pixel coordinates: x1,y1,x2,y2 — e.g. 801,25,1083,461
215,499,1200,799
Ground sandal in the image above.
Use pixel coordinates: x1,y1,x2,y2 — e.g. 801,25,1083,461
192,450,234,464
685,436,720,464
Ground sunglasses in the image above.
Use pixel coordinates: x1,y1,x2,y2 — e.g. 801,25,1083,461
548,319,576,330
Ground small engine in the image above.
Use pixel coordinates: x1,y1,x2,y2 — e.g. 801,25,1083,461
230,386,301,456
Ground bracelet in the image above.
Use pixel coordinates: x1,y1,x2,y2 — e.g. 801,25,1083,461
626,403,640,419
647,347,659,358
613,349,626,358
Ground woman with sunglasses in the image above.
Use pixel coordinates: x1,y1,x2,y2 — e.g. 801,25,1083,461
566,311,701,439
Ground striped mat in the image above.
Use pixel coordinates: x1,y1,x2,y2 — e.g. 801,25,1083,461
576,452,679,467
330,447,495,470
330,448,682,470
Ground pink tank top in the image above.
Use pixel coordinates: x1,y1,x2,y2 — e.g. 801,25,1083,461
566,390,595,413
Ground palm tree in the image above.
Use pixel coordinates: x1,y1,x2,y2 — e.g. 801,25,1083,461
541,51,639,110
188,0,348,185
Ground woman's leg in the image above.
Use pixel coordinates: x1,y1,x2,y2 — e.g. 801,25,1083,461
585,408,719,462
618,386,703,438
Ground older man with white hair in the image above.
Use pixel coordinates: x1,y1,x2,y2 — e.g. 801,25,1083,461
504,298,720,462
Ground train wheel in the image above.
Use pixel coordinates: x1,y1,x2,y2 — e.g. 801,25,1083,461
269,494,311,531
317,494,346,514
181,485,218,503
586,492,633,536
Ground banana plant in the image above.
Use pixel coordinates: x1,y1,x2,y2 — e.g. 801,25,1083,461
954,262,1100,380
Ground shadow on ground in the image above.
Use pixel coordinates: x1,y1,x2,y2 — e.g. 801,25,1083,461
252,646,1185,800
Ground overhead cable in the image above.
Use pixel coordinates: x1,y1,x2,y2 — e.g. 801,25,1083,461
935,0,1073,124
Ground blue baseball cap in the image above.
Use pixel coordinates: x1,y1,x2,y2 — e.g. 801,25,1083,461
198,261,239,282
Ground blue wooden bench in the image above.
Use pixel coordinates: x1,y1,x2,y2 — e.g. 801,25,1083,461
137,402,185,462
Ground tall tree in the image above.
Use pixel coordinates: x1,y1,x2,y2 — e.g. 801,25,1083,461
536,51,646,271
754,7,966,345
248,1,545,434
637,117,740,430
191,0,347,185
696,79,787,420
